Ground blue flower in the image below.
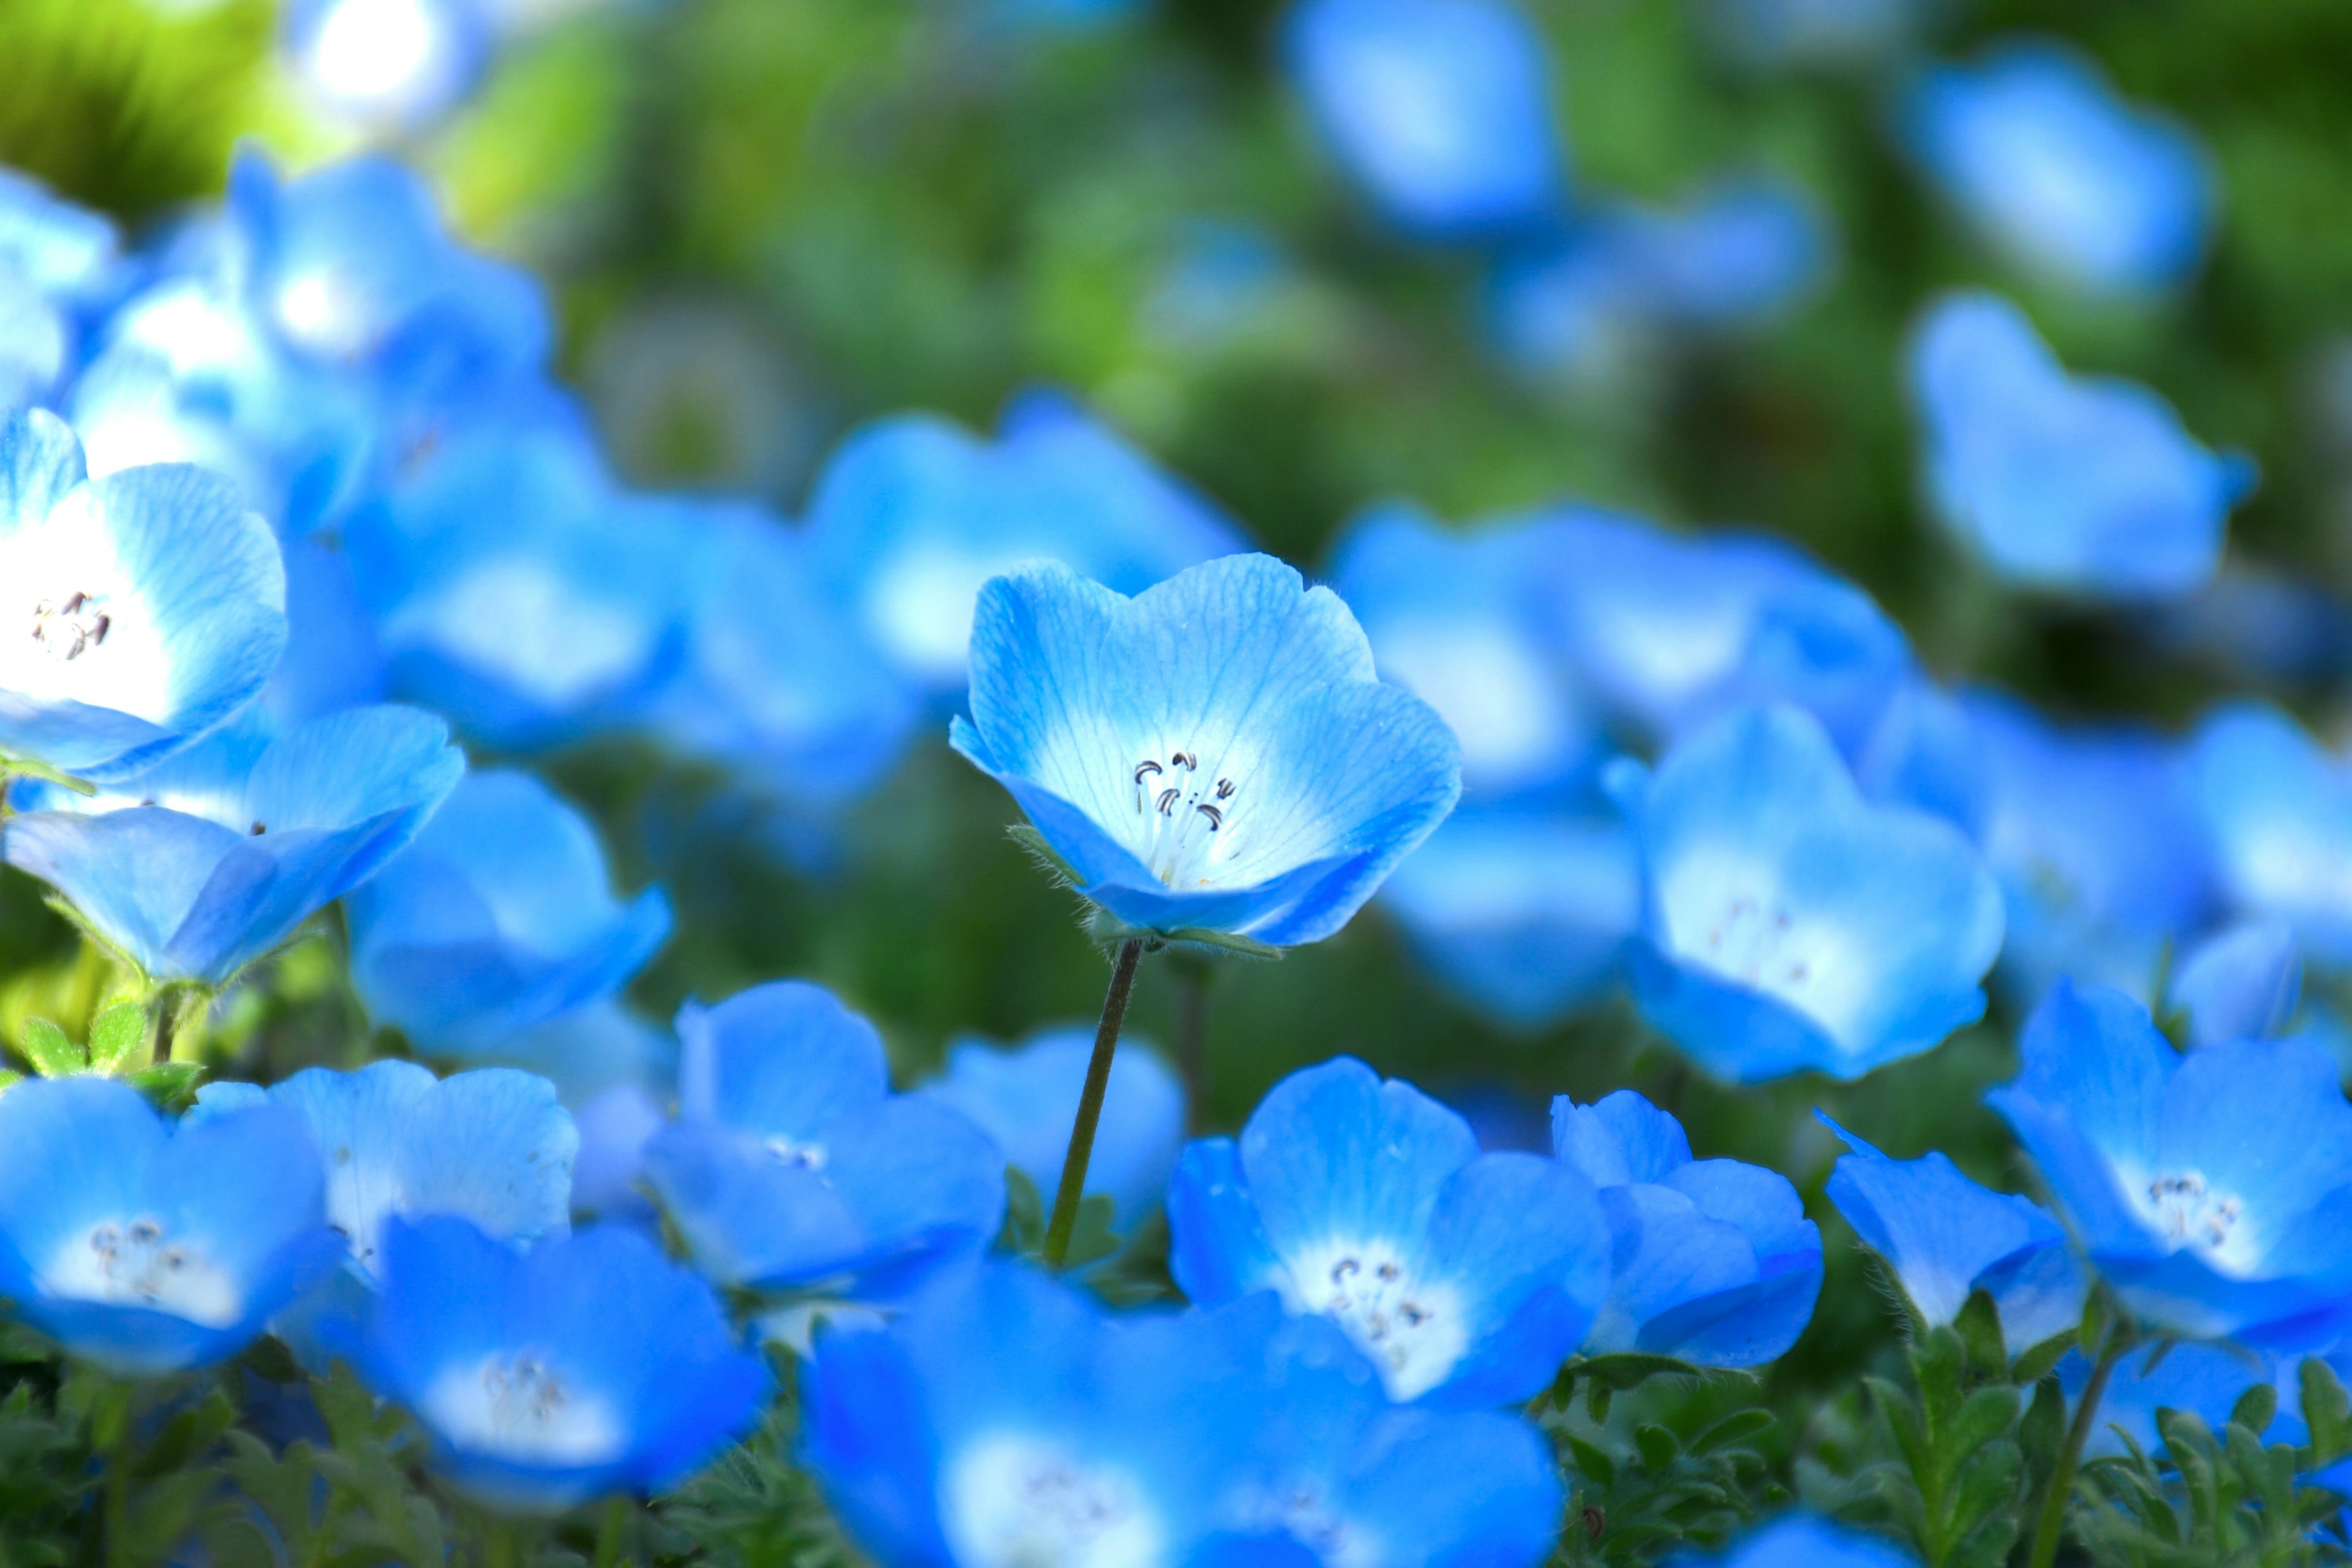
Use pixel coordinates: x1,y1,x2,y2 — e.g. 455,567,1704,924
1553,1090,1822,1366
1604,179,1831,331
1902,39,2214,295
1821,1116,2085,1354
804,390,1246,695
4,705,464,986
281,0,493,133
642,981,1005,1297
1669,1514,1917,1567
0,1077,342,1376
2168,919,2301,1047
0,407,287,783
345,769,672,1056
361,1214,767,1512
2060,1341,2270,1459
915,1027,1185,1234
1706,0,1920,69
952,553,1461,949
1989,981,2352,1347
1910,293,2254,601
2190,701,2352,967
0,169,119,409
1282,0,1562,241
1168,1056,1609,1403
265,535,389,727
1621,704,2003,1082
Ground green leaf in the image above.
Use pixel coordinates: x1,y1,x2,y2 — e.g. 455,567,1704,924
86,1001,146,1075
1690,1408,1774,1456
126,1061,203,1110
1060,1194,1121,1269
1633,1423,1678,1472
1949,1385,2022,1460
2012,1330,2075,1389
2305,1357,2352,1463
1954,1287,2007,1380
1565,1434,1616,1488
15,1018,82,1079
2230,1379,2278,1438
998,1166,1045,1253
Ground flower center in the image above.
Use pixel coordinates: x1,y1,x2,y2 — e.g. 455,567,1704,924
1130,750,1238,887
30,590,111,662
761,1134,827,1171
1694,895,1812,990
44,1216,242,1327
1285,1240,1468,1401
945,1433,1164,1568
2146,1170,2245,1255
423,1349,627,1465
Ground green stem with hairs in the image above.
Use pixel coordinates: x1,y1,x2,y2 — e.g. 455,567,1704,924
1041,938,1146,1268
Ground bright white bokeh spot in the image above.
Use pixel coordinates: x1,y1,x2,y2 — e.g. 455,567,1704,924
943,1431,1165,1568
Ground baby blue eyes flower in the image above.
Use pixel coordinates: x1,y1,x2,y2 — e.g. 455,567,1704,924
4,704,464,986
915,1027,1185,1234
953,553,1461,949
0,1077,342,1376
1283,0,1562,241
1623,704,2003,1082
345,769,672,1057
1670,1514,1917,1567
361,1214,768,1512
1910,293,2255,602
0,170,118,409
1553,1091,1822,1367
2167,918,2301,1047
1989,981,2352,1348
1168,1056,1609,1404
642,981,1006,1297
281,0,493,133
0,407,288,784
805,390,1247,695
2190,701,2352,968
1820,1117,2085,1355
1902,39,2214,296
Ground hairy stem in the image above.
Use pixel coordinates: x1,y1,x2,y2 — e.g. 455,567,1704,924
1042,938,1145,1268
2027,1328,2129,1568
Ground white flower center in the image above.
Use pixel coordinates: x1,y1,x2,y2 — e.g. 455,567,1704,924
423,1349,627,1466
1691,894,1817,990
1129,749,1240,888
944,1433,1165,1568
1229,1482,1376,1568
2139,1169,2259,1275
42,1217,243,1327
1283,1239,1467,1401
29,590,111,661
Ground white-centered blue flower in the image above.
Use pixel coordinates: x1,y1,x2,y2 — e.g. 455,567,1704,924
1621,703,2004,1082
281,0,493,134
2190,701,2352,968
0,408,287,783
0,169,119,409
953,552,1461,949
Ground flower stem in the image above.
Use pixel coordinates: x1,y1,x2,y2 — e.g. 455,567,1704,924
592,1496,629,1568
2027,1327,2130,1568
1041,938,1145,1268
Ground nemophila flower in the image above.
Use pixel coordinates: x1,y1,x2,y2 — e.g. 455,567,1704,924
2061,1341,2269,1459
361,1215,767,1512
914,1027,1185,1234
1553,1090,1822,1366
953,554,1460,949
1989,982,2352,1347
571,1082,665,1226
0,170,119,408
1167,1056,1608,1404
1377,802,1642,1027
345,770,672,1057
2168,919,2301,1047
804,390,1246,694
1325,501,1598,801
1952,688,2213,1006
0,1077,342,1376
643,982,1005,1297
281,0,492,134
0,407,287,783
487,999,676,1108
1620,704,2003,1082
4,705,464,986
1902,40,2213,295
1910,293,2254,601
1821,1117,2084,1354
1282,0,1561,241
265,535,388,727
2189,701,2352,967
1669,1514,1917,1568
1605,179,1831,331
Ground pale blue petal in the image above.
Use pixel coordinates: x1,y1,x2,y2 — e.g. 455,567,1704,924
1238,1057,1479,1262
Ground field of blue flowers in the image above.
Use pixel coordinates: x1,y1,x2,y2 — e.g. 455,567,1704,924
3,0,2352,1564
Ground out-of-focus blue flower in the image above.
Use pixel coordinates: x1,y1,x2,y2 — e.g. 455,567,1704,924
1706,0,1923,70
1621,704,2003,1082
5,706,463,986
2190,701,2352,968
2144,566,2352,690
1911,293,2253,601
0,1077,342,1375
1989,981,2352,1347
361,1215,767,1512
486,999,676,1108
1547,511,1912,759
1169,1056,1608,1403
806,1261,1564,1568
1553,1090,1822,1366
1283,0,1562,241
1,409,285,783
953,554,1460,949
571,1082,665,1226
1902,40,2214,295
635,503,919,807
1669,1514,1918,1567
1821,1115,2084,1352
915,1027,1184,1233
346,769,672,1056
805,391,1246,695
0,170,119,408
643,982,1005,1297
1954,688,2213,1007
2061,1341,2270,1458
2168,919,2301,1047
266,536,388,726
1378,803,1642,1027
282,0,493,133
1853,676,1989,835
1144,219,1300,349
